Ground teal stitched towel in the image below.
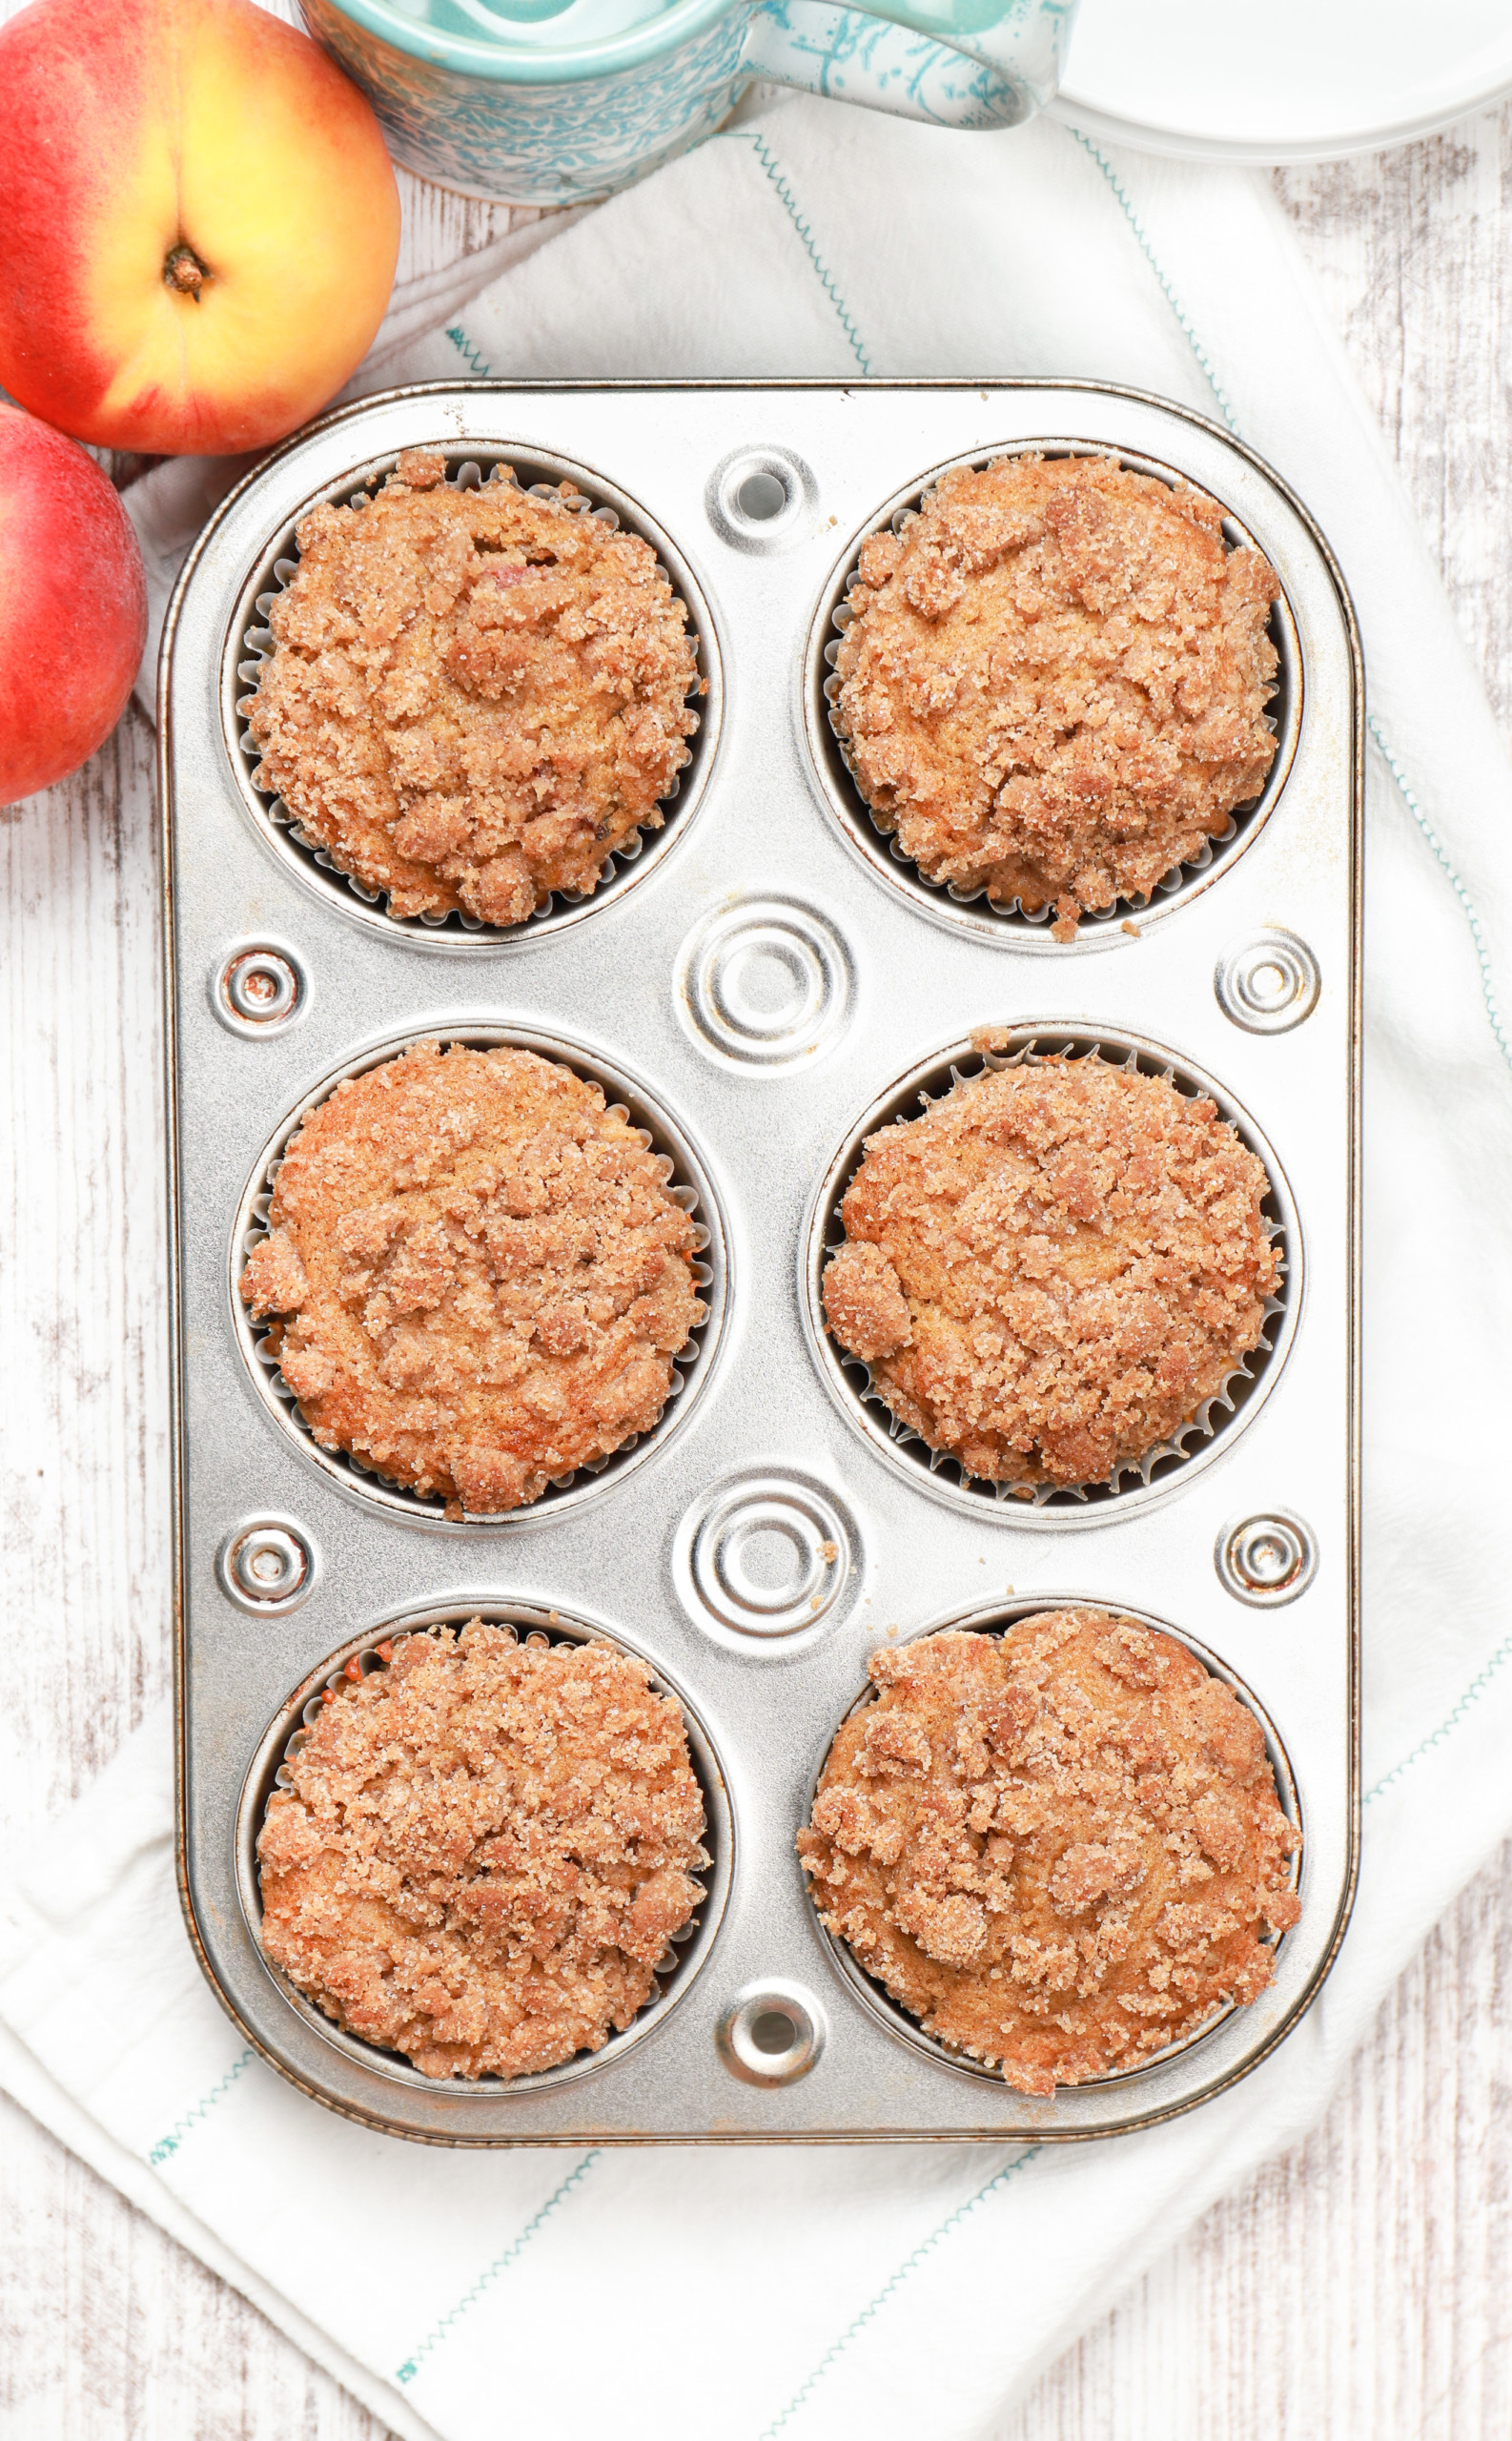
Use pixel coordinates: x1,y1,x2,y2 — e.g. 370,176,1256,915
7,91,1512,2441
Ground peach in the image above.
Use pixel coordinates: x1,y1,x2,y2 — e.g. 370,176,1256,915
0,0,400,455
0,406,148,807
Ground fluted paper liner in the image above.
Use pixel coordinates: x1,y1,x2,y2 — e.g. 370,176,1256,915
229,448,713,941
815,445,1297,940
234,1025,725,1525
238,1606,729,2094
807,1031,1298,1518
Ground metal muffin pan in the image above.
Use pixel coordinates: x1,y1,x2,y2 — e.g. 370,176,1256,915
163,380,1360,2144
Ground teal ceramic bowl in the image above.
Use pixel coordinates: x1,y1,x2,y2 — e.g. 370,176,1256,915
298,0,1080,205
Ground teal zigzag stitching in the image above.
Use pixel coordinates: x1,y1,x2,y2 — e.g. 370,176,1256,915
724,132,871,375
148,2048,255,2165
1070,132,1238,436
1076,124,1512,1106
759,2149,1041,2436
396,2150,601,2384
1367,714,1512,1081
1076,116,1512,1804
1366,1630,1512,1803
447,323,496,379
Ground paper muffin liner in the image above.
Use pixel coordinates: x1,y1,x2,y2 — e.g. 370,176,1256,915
807,444,1299,944
803,1028,1299,1522
233,1024,726,1526
235,1603,731,2094
800,1598,1303,2090
227,446,719,944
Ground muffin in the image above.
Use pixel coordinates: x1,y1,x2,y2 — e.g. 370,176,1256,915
240,1039,705,1515
258,1621,708,2080
799,1611,1300,2094
245,448,702,926
821,1052,1278,1491
831,454,1280,938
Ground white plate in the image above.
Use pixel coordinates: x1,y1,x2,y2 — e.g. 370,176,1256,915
1051,0,1512,164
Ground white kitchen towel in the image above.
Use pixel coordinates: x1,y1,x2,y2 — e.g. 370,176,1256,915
8,91,1512,2441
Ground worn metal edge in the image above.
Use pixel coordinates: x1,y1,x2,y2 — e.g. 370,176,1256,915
163,379,1365,2144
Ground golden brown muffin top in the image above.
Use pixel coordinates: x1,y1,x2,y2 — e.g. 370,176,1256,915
822,1054,1278,1490
241,1040,704,1516
246,448,701,927
832,454,1279,937
798,1612,1299,2094
258,1621,707,2081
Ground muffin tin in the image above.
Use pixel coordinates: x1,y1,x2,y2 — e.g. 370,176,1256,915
163,380,1360,2144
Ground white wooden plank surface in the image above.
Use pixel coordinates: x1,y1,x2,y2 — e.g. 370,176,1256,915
4,109,1511,2439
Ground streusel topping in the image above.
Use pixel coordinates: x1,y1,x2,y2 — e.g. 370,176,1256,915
259,1621,707,2080
832,454,1279,937
241,1040,704,1515
822,1054,1278,1489
799,1612,1299,2094
246,448,701,926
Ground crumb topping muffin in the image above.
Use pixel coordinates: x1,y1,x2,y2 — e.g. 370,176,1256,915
798,1611,1300,2094
240,1039,705,1515
258,1621,708,2080
831,454,1280,938
245,448,702,927
821,1053,1278,1490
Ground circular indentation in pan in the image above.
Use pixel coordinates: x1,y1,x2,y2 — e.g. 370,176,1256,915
716,1979,826,2084
235,1600,733,2094
675,895,852,1071
216,1515,317,1613
210,939,308,1036
224,444,721,947
801,1027,1300,1525
1216,929,1321,1034
802,1595,1302,2088
232,1023,728,1526
1216,1510,1318,1605
705,445,819,552
802,441,1301,950
674,1467,862,1648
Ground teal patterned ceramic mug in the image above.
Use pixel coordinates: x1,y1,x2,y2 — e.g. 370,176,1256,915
298,0,1080,206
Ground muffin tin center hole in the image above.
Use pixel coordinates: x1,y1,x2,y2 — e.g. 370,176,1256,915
717,1508,824,1611
738,470,787,522
719,933,819,1033
678,898,852,1070
705,445,818,551
681,1470,860,1642
717,1979,825,2085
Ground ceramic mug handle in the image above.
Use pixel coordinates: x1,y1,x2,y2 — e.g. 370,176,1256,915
739,0,1077,128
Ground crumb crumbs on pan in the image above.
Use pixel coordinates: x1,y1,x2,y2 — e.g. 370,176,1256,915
798,1610,1299,2094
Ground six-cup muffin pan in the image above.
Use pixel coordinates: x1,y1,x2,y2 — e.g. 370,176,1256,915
163,381,1360,2144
